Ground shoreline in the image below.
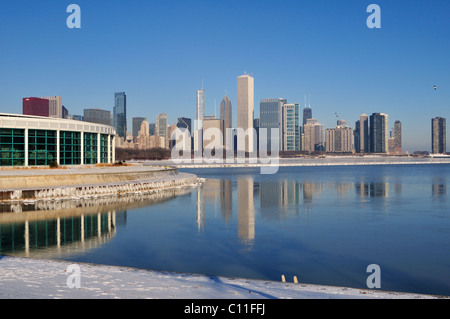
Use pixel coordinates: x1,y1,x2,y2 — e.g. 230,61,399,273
137,155,450,169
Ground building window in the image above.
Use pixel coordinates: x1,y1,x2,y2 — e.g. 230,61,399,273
84,133,98,164
0,128,25,166
100,134,109,163
60,131,81,165
28,129,57,166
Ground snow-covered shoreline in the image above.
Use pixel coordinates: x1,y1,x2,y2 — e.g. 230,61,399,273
0,256,445,299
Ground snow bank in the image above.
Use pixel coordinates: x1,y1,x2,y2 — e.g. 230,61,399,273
0,256,443,299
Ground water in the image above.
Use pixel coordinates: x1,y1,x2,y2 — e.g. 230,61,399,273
0,164,449,296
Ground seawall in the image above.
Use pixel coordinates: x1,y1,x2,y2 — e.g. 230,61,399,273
0,165,199,203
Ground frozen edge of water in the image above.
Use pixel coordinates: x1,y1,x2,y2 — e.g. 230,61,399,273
0,256,446,299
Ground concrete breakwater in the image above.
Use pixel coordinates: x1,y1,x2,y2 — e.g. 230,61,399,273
0,165,200,203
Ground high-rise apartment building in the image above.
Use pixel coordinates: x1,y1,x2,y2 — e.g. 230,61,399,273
83,108,112,126
114,92,127,138
237,74,254,153
432,117,446,154
369,113,389,153
220,94,232,149
326,123,354,153
260,98,286,151
304,119,324,152
393,120,402,154
23,97,50,117
281,103,300,151
359,114,369,153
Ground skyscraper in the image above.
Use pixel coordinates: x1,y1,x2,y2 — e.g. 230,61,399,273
237,74,254,153
196,88,205,130
359,114,369,153
281,103,300,151
23,97,50,117
114,92,127,138
83,108,113,126
302,95,312,130
41,96,63,118
176,117,192,136
393,120,402,154
132,117,147,137
220,94,232,148
432,117,446,154
156,113,168,148
304,119,324,152
369,113,389,153
260,98,286,151
325,122,353,153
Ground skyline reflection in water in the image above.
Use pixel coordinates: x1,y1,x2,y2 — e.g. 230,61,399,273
0,164,448,296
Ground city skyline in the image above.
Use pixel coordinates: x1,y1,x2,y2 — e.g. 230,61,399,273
0,1,449,152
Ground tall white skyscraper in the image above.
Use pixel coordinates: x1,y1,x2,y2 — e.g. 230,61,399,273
237,74,254,153
196,88,205,130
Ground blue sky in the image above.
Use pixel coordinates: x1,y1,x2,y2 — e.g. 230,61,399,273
0,0,449,152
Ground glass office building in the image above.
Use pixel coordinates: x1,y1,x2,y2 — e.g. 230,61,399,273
282,103,300,151
0,113,115,167
114,92,127,138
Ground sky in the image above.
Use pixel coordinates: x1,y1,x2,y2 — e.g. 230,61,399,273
0,0,449,152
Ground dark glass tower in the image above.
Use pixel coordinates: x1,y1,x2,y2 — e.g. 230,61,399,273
432,117,446,154
369,113,388,153
114,92,127,138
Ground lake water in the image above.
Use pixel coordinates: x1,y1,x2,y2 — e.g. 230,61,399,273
1,164,449,296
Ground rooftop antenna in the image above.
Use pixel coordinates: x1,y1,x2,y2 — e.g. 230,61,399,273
214,99,217,118
309,93,311,108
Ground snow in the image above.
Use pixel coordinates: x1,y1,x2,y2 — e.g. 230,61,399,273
0,256,444,299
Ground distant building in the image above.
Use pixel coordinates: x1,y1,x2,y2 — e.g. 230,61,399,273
83,108,112,126
196,88,205,130
237,74,254,153
62,106,69,119
114,92,127,138
281,103,300,151
23,97,50,117
369,113,389,153
176,117,192,136
326,124,354,153
41,96,63,118
432,117,446,154
260,98,286,151
302,103,312,132
203,115,223,151
156,113,168,148
132,117,147,137
220,94,232,149
393,120,402,154
304,119,324,152
359,114,369,153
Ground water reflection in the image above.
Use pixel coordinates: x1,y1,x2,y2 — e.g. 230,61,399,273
195,173,447,246
0,186,194,258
